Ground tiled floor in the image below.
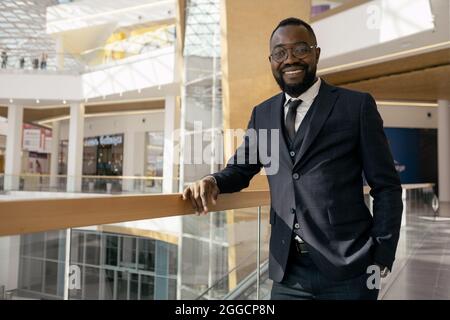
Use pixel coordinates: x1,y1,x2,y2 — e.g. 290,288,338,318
380,202,450,300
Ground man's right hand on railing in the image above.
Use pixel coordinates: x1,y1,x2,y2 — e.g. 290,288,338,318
182,176,220,215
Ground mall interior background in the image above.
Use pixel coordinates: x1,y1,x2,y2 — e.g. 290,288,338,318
0,0,449,300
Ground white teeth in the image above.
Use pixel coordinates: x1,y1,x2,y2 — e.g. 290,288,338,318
285,70,304,75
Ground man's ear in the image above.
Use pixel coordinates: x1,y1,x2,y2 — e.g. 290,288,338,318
315,47,321,63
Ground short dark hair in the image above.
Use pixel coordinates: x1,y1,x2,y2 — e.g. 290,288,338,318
270,17,317,45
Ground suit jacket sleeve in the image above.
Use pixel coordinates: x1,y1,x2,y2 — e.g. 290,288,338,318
212,107,262,193
360,93,403,270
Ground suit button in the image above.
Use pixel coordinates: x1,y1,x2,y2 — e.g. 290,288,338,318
294,223,300,229
292,173,299,180
291,208,296,214
290,151,295,157
282,240,285,245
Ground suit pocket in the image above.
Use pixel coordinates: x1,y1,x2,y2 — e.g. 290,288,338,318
327,203,371,226
270,208,276,225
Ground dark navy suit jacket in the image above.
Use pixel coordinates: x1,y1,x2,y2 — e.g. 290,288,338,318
212,80,403,282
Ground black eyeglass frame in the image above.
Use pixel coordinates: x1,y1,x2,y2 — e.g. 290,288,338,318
269,42,318,63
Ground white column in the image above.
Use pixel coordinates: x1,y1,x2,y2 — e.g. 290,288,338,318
163,96,177,193
438,100,450,202
66,103,84,193
134,132,146,176
56,35,64,70
123,131,146,192
123,131,135,192
4,105,23,191
0,236,20,292
50,121,60,189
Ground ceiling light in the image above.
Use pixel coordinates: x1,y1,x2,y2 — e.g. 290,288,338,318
9,99,13,103
36,99,40,104
63,100,67,104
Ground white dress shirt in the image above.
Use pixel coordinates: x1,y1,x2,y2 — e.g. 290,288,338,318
284,78,322,132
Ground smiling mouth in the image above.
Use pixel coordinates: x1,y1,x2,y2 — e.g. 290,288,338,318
283,69,304,75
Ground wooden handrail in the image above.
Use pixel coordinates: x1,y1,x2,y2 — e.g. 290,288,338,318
0,190,270,237
0,183,435,237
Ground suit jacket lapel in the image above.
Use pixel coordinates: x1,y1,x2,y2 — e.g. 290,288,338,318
293,81,339,170
271,93,292,165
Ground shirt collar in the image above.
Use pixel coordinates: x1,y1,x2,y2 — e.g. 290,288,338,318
284,77,322,106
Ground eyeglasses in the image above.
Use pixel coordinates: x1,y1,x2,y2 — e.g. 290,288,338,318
270,42,317,63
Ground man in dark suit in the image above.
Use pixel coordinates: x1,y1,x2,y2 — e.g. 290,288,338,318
182,17,403,300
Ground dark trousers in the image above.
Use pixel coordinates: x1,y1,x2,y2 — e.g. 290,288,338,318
271,248,379,300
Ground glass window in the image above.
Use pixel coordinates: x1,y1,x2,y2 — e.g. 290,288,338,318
85,233,101,266
84,267,100,300
168,243,178,276
20,234,32,257
29,258,44,292
116,271,128,300
138,238,155,272
19,257,43,292
129,273,139,300
168,278,177,300
70,231,84,264
120,237,136,269
140,275,154,300
83,144,98,175
105,235,118,266
58,140,68,175
44,261,58,295
30,233,45,259
102,269,115,300
45,231,62,261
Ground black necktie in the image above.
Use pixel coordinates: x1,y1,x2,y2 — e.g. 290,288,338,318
286,99,303,142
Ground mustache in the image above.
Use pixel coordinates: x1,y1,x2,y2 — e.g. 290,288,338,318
281,63,308,72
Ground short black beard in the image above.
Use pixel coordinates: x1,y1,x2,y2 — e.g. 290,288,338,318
275,65,317,97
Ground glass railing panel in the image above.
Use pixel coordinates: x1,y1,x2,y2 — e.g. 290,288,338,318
377,185,438,297
0,229,69,300
253,185,438,300
0,39,176,74
0,174,169,194
66,207,268,300
80,176,164,194
188,205,270,300
3,185,439,300
0,202,268,300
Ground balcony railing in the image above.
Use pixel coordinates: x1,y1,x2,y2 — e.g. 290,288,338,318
0,174,166,194
0,183,439,300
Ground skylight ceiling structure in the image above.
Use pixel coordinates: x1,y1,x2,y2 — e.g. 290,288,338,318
183,0,220,58
0,0,79,70
0,0,177,71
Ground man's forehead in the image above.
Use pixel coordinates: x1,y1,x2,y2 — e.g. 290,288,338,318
271,25,311,47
